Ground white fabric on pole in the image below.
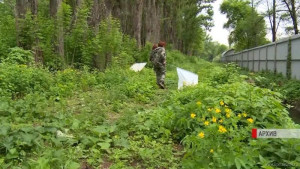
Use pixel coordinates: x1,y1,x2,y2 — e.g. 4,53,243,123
130,63,147,72
177,67,198,89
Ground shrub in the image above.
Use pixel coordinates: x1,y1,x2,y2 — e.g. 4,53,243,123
3,47,34,65
0,63,53,98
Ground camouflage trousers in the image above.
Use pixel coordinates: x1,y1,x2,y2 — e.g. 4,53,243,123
154,65,166,89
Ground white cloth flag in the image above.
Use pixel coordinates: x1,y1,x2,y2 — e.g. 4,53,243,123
177,67,198,89
130,63,147,72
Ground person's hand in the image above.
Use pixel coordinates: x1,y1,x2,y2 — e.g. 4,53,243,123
163,61,166,65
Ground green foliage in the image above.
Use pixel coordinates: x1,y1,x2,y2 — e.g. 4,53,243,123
180,0,215,55
135,42,152,63
133,62,299,168
221,0,268,51
246,70,300,103
2,47,33,64
159,0,215,55
108,104,182,168
0,2,16,58
0,63,52,99
0,0,138,70
200,36,228,61
112,35,137,68
1,48,300,168
17,12,37,50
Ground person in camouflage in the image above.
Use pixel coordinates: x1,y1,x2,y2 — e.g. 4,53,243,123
150,41,166,89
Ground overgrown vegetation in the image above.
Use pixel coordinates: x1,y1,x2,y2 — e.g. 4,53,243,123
241,70,300,104
1,49,299,168
1,0,300,168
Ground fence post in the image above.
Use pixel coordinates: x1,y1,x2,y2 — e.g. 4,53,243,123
287,38,292,79
247,51,249,70
241,52,243,67
258,49,260,71
252,50,254,71
274,42,277,73
266,46,268,71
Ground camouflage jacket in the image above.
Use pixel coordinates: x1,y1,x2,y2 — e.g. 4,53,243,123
149,47,166,67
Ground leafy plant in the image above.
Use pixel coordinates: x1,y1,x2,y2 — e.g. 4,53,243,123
3,47,33,65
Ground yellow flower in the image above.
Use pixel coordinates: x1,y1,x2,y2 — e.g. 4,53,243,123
226,113,231,118
204,121,210,126
198,132,205,138
215,108,221,113
220,101,225,106
247,118,254,123
242,112,247,117
238,113,241,118
190,113,196,119
212,117,217,123
225,108,232,113
210,149,214,153
218,125,227,133
207,108,212,112
218,119,223,123
197,101,202,106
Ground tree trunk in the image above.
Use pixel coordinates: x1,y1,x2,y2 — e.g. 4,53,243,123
29,0,37,16
69,0,82,32
50,0,59,16
89,0,113,70
133,0,143,48
144,0,159,44
154,0,161,43
16,0,29,19
272,0,276,41
29,0,42,63
104,0,113,17
283,0,299,34
89,0,104,30
291,0,298,34
50,0,64,60
15,0,29,47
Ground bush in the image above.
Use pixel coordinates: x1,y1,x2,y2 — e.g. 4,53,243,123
0,63,53,98
247,71,300,103
282,80,300,102
3,47,34,65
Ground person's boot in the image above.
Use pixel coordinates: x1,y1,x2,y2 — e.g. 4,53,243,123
158,82,165,89
162,81,166,89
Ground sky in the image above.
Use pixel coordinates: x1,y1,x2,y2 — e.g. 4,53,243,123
209,0,230,46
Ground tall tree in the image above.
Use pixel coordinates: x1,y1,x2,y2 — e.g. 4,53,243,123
0,0,16,58
50,0,64,60
15,0,30,48
2,0,217,68
200,36,228,62
221,0,268,51
265,0,279,41
143,0,160,44
281,0,298,34
133,0,143,48
15,0,41,62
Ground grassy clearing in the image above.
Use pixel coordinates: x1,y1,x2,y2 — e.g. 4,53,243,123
1,51,300,168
